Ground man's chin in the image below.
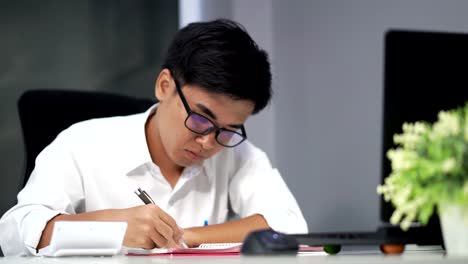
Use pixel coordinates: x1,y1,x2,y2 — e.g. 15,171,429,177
175,158,202,168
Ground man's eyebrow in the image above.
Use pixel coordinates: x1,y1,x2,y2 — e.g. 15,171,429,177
195,103,244,129
196,103,217,120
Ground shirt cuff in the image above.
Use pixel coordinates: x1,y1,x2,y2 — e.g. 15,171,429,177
21,208,62,255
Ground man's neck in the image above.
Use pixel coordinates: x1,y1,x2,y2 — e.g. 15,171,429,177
145,112,183,188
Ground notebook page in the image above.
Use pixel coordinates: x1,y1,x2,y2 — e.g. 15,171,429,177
125,243,242,256
198,243,242,249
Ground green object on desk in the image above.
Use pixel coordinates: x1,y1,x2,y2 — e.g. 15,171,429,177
323,245,341,255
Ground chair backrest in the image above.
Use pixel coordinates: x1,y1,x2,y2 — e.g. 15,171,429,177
17,89,155,190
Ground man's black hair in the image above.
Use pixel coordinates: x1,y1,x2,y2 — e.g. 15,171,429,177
162,19,272,114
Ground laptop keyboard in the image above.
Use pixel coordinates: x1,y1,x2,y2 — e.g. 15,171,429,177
292,231,386,246
291,225,443,246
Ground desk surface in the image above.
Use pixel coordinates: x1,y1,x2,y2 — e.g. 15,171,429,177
0,252,467,264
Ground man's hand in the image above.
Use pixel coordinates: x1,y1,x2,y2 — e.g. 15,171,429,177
37,205,184,250
117,204,184,248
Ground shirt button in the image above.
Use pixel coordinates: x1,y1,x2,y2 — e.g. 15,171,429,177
168,199,175,206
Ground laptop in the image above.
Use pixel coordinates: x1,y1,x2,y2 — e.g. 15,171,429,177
293,29,468,247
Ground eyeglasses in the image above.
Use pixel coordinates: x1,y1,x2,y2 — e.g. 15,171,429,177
173,77,247,148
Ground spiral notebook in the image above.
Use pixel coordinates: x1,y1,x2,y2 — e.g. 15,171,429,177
125,243,243,256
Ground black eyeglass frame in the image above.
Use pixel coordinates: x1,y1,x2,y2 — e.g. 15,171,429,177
172,76,247,148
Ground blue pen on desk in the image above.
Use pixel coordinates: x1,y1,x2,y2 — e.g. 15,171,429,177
134,187,188,248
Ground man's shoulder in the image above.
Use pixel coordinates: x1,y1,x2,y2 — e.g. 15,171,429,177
56,113,145,147
66,113,143,134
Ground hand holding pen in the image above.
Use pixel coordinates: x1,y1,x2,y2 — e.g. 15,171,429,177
135,188,188,248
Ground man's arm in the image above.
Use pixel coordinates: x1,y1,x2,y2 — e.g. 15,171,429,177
37,205,184,250
227,145,308,236
183,214,268,247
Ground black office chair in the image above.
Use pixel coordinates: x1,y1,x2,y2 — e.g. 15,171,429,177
17,89,155,190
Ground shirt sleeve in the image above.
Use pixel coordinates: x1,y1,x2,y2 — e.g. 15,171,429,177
228,147,308,234
0,131,84,256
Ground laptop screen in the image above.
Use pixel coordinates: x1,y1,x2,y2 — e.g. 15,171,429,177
381,29,468,222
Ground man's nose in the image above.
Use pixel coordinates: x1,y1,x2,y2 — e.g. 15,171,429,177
195,131,217,150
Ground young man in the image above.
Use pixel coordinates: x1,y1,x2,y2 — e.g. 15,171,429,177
0,19,307,256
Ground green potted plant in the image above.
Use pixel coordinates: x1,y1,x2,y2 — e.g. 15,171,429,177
377,103,468,256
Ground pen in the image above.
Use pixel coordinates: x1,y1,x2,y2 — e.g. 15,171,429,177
134,188,155,205
134,187,188,248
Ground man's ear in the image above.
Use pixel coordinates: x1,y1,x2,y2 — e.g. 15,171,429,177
155,69,173,102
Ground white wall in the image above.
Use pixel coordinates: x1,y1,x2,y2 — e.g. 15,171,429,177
181,0,468,232
272,0,468,232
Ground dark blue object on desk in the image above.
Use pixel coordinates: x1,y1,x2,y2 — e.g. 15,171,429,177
241,229,299,255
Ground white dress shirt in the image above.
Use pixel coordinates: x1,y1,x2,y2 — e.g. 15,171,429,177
0,105,308,256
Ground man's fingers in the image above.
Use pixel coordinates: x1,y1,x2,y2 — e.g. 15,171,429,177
122,205,183,249
149,222,181,248
153,216,177,242
172,226,184,241
157,210,179,230
152,208,184,240
148,228,169,248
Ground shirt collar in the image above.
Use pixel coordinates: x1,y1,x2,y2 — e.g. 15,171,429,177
123,104,157,175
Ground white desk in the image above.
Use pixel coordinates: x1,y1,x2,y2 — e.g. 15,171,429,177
0,252,467,264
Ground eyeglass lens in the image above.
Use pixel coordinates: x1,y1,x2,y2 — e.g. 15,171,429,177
185,113,244,147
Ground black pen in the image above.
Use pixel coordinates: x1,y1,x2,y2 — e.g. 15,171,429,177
134,188,155,205
134,187,188,248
